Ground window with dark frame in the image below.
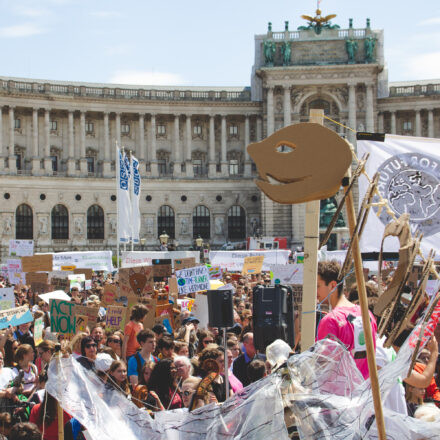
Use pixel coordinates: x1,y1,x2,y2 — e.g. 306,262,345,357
227,205,246,240
229,159,239,175
50,155,58,172
87,205,104,239
14,119,21,130
50,120,57,131
157,124,166,135
86,157,95,173
51,204,69,239
121,123,130,134
193,205,210,239
157,205,175,239
229,124,238,136
16,204,33,239
85,122,94,133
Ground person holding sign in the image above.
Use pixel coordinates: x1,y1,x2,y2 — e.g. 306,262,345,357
122,305,149,361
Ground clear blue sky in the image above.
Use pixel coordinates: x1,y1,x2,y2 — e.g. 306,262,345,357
1,0,439,87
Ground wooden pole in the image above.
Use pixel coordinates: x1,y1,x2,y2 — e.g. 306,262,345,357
300,109,322,351
56,351,64,440
344,166,387,439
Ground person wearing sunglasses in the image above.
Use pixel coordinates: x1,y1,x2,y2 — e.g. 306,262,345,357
76,336,98,371
106,334,123,359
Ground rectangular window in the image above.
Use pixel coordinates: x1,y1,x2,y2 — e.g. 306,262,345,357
193,125,202,135
229,124,238,136
157,124,166,135
158,159,167,175
50,155,58,172
50,120,57,131
14,119,21,129
229,159,239,175
403,121,412,131
86,157,95,173
85,122,94,133
193,159,203,176
121,123,130,134
16,154,22,171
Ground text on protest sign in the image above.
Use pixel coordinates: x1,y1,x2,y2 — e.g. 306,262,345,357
176,266,210,295
9,240,34,257
0,288,15,310
0,305,33,330
101,284,118,306
106,306,126,331
242,256,265,275
51,251,113,272
152,259,173,280
34,317,44,346
50,299,76,335
174,258,196,271
21,254,53,273
25,272,48,285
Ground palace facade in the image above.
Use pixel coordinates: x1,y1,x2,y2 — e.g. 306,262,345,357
0,15,439,257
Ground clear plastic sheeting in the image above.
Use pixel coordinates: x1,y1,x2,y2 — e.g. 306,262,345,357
286,332,440,439
46,355,288,440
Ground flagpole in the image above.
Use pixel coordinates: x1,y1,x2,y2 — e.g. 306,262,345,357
116,142,120,269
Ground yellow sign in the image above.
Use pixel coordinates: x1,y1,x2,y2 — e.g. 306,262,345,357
61,265,76,271
242,256,264,275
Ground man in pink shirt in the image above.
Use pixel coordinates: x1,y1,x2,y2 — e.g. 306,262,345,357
316,260,377,380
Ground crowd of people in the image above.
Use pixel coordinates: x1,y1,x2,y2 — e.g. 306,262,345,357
0,259,439,439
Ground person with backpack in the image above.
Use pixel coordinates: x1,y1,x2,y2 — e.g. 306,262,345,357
127,329,158,388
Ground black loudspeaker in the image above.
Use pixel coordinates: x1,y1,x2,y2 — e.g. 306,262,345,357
207,290,234,328
252,284,294,352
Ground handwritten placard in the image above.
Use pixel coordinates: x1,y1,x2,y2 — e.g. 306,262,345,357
101,284,118,306
9,240,34,257
174,258,196,271
74,268,93,279
26,272,48,285
34,317,44,345
176,265,210,295
242,256,264,275
0,305,33,330
50,299,76,335
119,266,154,297
105,305,126,331
74,305,99,327
0,288,15,310
21,254,53,273
152,259,172,280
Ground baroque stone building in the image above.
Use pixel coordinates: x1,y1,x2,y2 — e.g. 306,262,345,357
0,14,439,257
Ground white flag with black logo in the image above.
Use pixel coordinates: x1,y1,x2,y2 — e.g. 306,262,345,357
116,147,131,243
130,155,141,243
358,134,440,256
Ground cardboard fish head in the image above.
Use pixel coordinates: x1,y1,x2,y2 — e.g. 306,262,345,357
247,123,352,204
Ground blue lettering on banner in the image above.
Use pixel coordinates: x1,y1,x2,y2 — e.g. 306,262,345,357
132,157,140,196
119,151,129,191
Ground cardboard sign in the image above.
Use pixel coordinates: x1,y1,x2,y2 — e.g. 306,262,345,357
0,287,15,310
141,298,157,330
9,240,34,257
106,305,126,331
176,266,210,295
21,254,53,273
74,268,93,279
26,272,48,285
31,282,52,294
174,258,196,271
192,293,209,329
50,277,70,293
0,305,33,330
50,299,76,335
34,317,44,345
119,266,154,297
74,305,99,327
168,277,178,297
242,256,265,275
155,303,174,330
75,315,88,333
152,259,172,280
101,284,118,307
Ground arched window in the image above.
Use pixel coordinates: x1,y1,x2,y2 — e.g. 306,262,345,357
51,204,69,239
87,205,104,239
16,204,33,239
193,205,210,239
157,205,175,239
228,205,246,240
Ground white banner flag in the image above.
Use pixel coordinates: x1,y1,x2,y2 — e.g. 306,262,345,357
117,148,131,243
358,134,440,256
130,155,141,243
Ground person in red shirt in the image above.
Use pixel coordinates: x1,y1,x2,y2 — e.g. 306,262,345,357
122,304,149,361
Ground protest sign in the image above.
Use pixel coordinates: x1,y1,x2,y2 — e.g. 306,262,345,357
209,250,290,272
177,298,194,312
39,290,71,304
152,259,172,281
26,272,48,285
119,266,154,297
9,240,34,257
155,304,174,330
192,293,209,329
168,277,178,297
106,306,126,331
50,299,76,335
242,256,264,275
21,254,53,272
121,251,200,268
0,287,15,310
208,266,223,280
7,259,24,285
74,305,99,327
176,266,210,295
61,266,76,271
51,251,113,271
141,298,157,330
174,258,196,271
68,274,85,291
101,284,118,306
49,277,70,293
31,282,52,294
75,315,88,333
85,280,92,290
74,268,93,279
0,305,33,330
270,264,304,285
34,317,44,345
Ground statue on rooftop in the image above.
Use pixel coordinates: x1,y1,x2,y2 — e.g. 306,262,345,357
320,197,345,228
298,9,340,35
364,36,377,63
263,40,276,67
281,41,291,66
345,38,358,64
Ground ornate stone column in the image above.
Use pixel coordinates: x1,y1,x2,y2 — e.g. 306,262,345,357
428,109,434,138
0,107,4,172
220,115,228,176
365,83,374,132
173,114,181,177
42,108,53,174
267,86,275,135
390,111,396,134
415,110,421,137
149,114,158,177
208,114,216,177
66,110,76,176
137,113,146,177
31,108,41,175
378,112,384,133
8,106,16,174
185,114,193,178
283,86,291,126
115,112,121,147
256,116,263,141
244,114,252,176
102,111,111,177
79,111,88,175
348,84,357,143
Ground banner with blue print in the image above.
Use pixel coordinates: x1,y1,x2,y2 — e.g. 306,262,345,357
117,147,132,243
0,305,33,330
130,155,141,243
